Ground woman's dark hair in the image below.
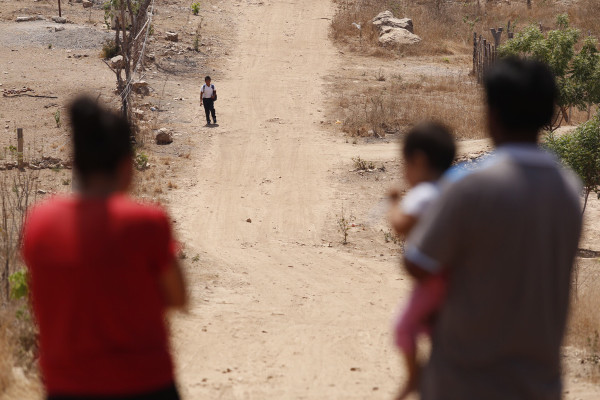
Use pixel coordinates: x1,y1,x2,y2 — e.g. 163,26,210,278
484,57,557,134
69,96,132,178
403,121,456,174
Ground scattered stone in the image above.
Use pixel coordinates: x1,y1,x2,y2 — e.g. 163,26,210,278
16,16,35,22
109,55,124,69
165,32,178,42
37,189,47,195
246,218,252,223
52,16,67,23
132,80,149,95
54,26,65,32
82,0,93,7
155,128,173,145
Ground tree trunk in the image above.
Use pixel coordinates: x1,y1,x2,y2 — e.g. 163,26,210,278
582,189,590,215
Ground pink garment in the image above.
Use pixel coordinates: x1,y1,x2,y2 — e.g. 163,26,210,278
394,274,447,355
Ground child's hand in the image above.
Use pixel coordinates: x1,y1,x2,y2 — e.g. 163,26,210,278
388,188,401,203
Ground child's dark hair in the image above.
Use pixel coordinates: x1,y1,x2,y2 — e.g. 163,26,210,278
205,75,211,81
69,96,132,179
403,121,456,173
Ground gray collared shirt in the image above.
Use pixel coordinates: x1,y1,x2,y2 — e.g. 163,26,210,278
406,144,582,400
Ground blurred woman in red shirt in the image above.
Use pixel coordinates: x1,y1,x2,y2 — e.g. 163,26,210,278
22,97,187,400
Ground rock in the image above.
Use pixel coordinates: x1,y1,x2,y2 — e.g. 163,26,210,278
82,0,93,7
132,81,149,95
109,55,124,69
246,218,252,223
372,11,413,33
372,10,420,47
379,27,421,46
165,32,178,42
52,16,67,23
54,26,65,32
16,16,35,22
155,128,173,145
37,189,47,195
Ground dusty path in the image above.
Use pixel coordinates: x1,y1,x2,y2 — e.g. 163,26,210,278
169,0,406,398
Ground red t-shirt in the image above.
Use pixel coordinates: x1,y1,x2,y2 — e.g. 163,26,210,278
22,194,177,396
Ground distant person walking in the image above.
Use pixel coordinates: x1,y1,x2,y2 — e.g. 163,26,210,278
404,57,583,400
22,97,187,400
201,75,217,125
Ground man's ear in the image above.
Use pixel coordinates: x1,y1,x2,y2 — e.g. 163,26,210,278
117,157,134,193
487,107,503,145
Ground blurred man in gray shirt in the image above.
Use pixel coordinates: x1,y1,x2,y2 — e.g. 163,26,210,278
405,58,583,400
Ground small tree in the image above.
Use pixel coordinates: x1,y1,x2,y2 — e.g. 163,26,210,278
104,0,153,123
500,15,600,130
544,115,600,213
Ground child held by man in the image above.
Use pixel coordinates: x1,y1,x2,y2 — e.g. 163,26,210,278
388,121,456,399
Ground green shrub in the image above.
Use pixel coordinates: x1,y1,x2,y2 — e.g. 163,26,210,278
135,152,149,170
101,39,119,59
191,2,200,15
545,115,600,212
9,270,28,301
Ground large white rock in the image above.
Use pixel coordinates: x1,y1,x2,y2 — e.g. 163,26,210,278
109,55,124,69
379,28,421,46
372,10,420,47
373,11,414,33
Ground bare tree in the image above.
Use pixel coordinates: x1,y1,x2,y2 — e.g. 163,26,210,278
0,170,38,303
104,0,153,123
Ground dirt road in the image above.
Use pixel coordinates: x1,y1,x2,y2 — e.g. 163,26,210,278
164,1,600,399
169,0,406,398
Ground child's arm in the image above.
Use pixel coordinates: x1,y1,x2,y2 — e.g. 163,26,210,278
388,189,418,237
389,206,418,238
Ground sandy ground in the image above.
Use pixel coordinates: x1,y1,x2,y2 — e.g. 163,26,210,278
1,0,600,399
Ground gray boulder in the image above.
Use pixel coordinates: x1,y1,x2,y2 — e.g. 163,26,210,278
373,11,413,33
52,16,67,23
109,55,124,69
379,28,421,46
372,10,420,47
156,128,173,145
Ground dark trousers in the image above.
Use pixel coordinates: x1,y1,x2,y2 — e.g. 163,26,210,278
203,98,216,123
47,383,180,400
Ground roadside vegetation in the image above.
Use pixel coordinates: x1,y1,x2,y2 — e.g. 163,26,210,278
331,0,600,139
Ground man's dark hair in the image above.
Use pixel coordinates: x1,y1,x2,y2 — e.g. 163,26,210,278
484,57,557,134
403,121,456,173
69,96,132,179
205,76,211,81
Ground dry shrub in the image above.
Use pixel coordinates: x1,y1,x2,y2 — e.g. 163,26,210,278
331,0,600,57
567,261,600,381
0,305,39,397
339,73,486,139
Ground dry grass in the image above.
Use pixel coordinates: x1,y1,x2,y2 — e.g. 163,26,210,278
567,261,600,381
338,72,486,139
331,0,600,57
0,304,39,397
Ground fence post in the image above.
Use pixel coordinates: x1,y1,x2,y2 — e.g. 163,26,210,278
17,128,24,169
490,27,503,47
